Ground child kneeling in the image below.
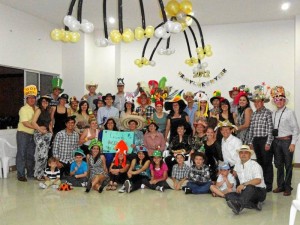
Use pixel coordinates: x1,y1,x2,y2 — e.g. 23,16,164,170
210,163,235,197
39,157,61,189
184,152,211,194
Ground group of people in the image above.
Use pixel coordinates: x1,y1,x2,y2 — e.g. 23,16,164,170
16,78,299,215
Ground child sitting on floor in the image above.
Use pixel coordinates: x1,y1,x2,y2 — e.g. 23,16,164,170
184,152,211,194
65,148,88,187
166,153,190,190
39,157,61,189
210,162,236,197
142,150,169,192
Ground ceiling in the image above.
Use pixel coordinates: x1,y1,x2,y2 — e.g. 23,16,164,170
0,0,300,30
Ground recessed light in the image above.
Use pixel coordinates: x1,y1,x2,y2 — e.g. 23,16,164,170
281,2,291,11
108,17,115,24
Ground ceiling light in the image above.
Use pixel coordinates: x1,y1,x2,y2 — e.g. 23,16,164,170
281,2,291,11
108,17,115,24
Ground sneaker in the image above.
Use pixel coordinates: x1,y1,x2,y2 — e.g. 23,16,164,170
155,186,164,192
141,184,145,189
85,180,92,193
124,180,132,193
118,185,125,193
81,182,87,187
182,186,187,191
227,200,242,215
39,183,47,189
52,185,59,189
18,177,27,182
256,202,263,211
184,187,192,194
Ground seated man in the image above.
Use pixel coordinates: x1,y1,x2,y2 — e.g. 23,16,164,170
225,145,267,215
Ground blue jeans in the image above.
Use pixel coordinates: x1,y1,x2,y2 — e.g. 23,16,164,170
187,181,211,194
16,131,36,178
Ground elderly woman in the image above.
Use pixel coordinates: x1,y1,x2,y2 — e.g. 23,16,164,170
32,95,53,180
74,100,90,135
51,93,69,136
79,116,100,156
152,100,168,135
143,121,166,156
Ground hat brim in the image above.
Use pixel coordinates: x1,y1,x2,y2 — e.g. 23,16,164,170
236,149,254,155
250,97,270,103
73,150,86,157
86,84,98,92
53,87,64,92
146,122,159,130
210,96,222,104
120,115,145,130
164,99,187,111
137,95,151,105
58,97,69,103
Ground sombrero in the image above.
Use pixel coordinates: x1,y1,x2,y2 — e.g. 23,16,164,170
120,115,145,130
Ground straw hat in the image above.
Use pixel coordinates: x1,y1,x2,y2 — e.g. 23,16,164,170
120,115,145,130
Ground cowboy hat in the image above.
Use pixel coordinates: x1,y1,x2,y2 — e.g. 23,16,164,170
86,81,98,91
236,145,254,155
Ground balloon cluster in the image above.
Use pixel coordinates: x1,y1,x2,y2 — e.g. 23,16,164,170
185,57,198,66
196,45,213,60
109,26,155,44
158,48,176,55
165,0,193,28
134,26,155,41
134,57,156,67
50,29,80,43
154,21,182,39
50,16,94,43
193,62,210,78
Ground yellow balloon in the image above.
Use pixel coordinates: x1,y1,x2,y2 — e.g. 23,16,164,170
180,0,193,14
180,22,187,31
62,31,71,42
134,59,141,65
192,57,198,64
138,63,143,68
205,51,213,57
165,0,180,16
141,57,148,63
122,28,134,43
50,29,62,41
135,27,144,41
145,26,154,38
204,45,212,51
198,53,205,60
70,32,80,43
185,59,190,64
110,30,122,43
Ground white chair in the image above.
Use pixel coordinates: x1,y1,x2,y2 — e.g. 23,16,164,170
289,183,300,225
0,138,17,178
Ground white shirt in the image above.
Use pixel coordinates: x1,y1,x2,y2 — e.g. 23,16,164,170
97,106,119,125
272,107,300,144
217,173,236,191
221,134,242,167
234,159,266,188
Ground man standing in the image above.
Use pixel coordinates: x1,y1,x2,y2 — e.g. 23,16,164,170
248,86,274,192
16,85,38,181
271,86,299,196
114,78,140,114
47,77,64,107
52,116,79,177
216,120,242,168
226,145,267,215
97,93,119,127
228,87,240,114
82,81,101,112
135,92,155,120
183,91,197,126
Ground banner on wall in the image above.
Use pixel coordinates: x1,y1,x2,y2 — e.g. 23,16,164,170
178,68,227,88
102,130,134,153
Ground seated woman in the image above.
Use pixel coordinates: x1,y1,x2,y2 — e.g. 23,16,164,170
203,127,223,181
143,120,166,156
165,122,192,176
152,100,168,135
142,150,169,192
107,147,130,191
191,119,207,156
121,146,151,193
85,139,108,193
98,117,119,169
79,116,100,156
74,100,90,135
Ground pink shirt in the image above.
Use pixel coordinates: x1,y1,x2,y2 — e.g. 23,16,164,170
144,131,166,156
150,163,168,180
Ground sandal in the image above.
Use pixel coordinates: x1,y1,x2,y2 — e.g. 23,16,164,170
111,183,117,191
106,185,112,191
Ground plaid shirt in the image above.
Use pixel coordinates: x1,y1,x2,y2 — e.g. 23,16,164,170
172,163,190,180
135,105,156,119
188,164,211,183
248,106,274,145
53,130,79,163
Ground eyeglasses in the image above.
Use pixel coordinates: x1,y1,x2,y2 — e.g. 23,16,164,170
274,98,285,102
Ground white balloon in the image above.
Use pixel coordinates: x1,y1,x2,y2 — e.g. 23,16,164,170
81,22,94,33
172,22,182,33
171,49,176,54
164,21,174,33
149,61,156,66
63,15,76,27
197,63,202,68
158,48,165,55
162,32,171,40
193,67,198,73
81,19,89,24
154,27,166,38
95,38,101,47
176,11,186,22
99,38,108,47
69,20,80,32
201,62,208,68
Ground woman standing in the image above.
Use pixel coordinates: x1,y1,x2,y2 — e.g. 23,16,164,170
234,92,253,143
74,100,90,135
51,93,69,136
194,92,209,123
86,139,108,193
203,127,223,181
32,96,53,180
120,94,135,118
143,121,166,156
218,98,235,124
152,100,168,135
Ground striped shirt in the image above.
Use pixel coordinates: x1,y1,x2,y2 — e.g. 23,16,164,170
44,168,60,180
248,106,273,145
172,163,190,180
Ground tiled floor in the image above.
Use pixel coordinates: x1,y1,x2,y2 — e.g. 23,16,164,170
0,169,299,225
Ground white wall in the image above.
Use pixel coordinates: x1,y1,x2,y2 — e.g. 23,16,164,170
295,16,300,164
0,4,62,74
